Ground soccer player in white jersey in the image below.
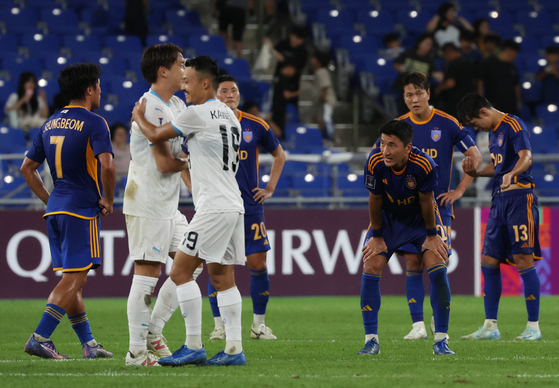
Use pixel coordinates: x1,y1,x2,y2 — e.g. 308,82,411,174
132,56,247,366
124,44,203,367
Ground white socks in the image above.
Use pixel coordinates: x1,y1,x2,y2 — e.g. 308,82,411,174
214,316,225,329
127,275,158,354
527,321,540,330
176,281,203,350
365,334,378,343
217,286,243,354
149,277,178,336
484,319,498,330
253,314,265,327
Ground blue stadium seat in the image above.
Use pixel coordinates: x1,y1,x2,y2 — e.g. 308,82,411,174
478,10,515,35
534,175,559,196
316,9,356,37
258,171,291,197
21,32,61,57
335,34,380,61
39,8,81,34
80,7,109,28
535,104,559,126
0,128,27,153
146,34,185,48
78,54,127,77
98,104,132,128
123,52,145,78
2,53,43,81
219,58,252,81
0,34,18,53
38,77,61,108
237,80,270,109
63,34,102,55
292,175,331,197
354,8,394,36
335,174,366,197
515,9,553,36
518,54,546,75
187,34,227,56
0,176,31,201
529,126,559,153
344,0,377,11
104,35,144,57
164,9,206,35
361,58,398,95
521,75,541,103
518,35,540,56
107,77,150,103
0,7,39,34
280,161,308,177
27,127,41,142
539,35,559,50
395,9,432,34
285,125,323,153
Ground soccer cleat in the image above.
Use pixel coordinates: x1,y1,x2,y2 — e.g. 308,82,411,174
158,345,207,366
147,333,172,357
209,326,226,340
461,326,501,340
433,339,455,355
83,343,113,358
24,335,70,360
358,338,380,355
125,350,160,366
404,322,428,340
515,327,542,340
251,323,277,340
203,350,247,366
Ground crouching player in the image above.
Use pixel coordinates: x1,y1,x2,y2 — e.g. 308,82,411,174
358,119,454,355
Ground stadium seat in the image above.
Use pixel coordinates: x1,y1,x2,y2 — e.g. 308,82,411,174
534,175,559,196
395,9,432,34
477,10,515,35
39,8,81,34
145,34,185,49
78,54,127,77
98,104,132,128
284,125,323,152
63,34,102,55
335,174,366,197
316,9,356,37
0,34,18,53
0,7,39,34
237,80,270,109
21,32,61,57
0,176,31,200
0,128,27,153
164,9,206,35
354,8,395,36
335,34,380,62
518,35,540,56
80,7,110,28
539,35,559,51
123,52,145,79
38,77,61,108
2,53,43,81
219,58,252,82
529,126,559,153
259,171,291,197
520,75,541,103
535,104,559,126
104,35,144,57
187,34,227,56
515,10,553,36
107,77,150,104
292,175,331,197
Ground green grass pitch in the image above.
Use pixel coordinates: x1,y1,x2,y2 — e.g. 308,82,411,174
1,296,559,387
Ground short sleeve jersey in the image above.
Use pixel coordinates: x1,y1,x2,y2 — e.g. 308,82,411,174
123,89,186,219
364,147,438,221
488,114,533,197
236,111,280,215
395,109,475,217
171,99,244,214
26,106,113,219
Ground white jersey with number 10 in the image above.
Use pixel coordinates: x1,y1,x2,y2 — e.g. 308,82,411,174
171,99,244,214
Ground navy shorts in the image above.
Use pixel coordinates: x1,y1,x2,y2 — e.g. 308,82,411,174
244,213,271,256
482,189,542,264
46,214,101,272
387,211,450,255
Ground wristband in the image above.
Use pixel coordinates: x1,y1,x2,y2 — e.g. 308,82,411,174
372,228,383,238
426,227,437,236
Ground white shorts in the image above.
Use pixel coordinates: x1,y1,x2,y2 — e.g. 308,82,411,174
126,210,189,263
179,212,245,266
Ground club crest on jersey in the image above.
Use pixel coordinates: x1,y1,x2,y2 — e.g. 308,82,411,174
431,129,441,142
498,133,504,147
366,175,376,189
405,175,417,190
243,130,253,143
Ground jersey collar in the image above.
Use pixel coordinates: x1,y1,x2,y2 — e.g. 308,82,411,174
410,107,435,125
493,113,507,131
149,89,171,107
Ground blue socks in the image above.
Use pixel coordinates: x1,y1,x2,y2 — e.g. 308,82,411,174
250,269,270,315
68,312,94,345
35,304,66,339
207,280,221,318
481,263,501,320
361,272,381,335
519,266,540,322
427,264,451,333
406,269,425,323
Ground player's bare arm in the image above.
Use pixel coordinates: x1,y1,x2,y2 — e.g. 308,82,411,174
132,99,177,143
437,145,482,206
252,144,286,204
20,157,50,205
181,151,192,193
98,152,115,216
463,156,495,178
152,142,188,174
501,149,532,190
362,192,388,262
418,191,448,263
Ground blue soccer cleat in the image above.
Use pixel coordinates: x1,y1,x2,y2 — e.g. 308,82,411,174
203,350,247,366
433,339,455,355
515,327,542,340
461,326,500,340
358,338,380,355
158,345,207,366
83,343,113,358
24,335,70,359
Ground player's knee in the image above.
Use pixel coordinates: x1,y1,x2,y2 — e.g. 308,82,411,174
247,257,266,271
405,258,424,271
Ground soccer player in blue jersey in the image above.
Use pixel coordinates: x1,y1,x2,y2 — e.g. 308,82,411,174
396,72,482,339
211,75,285,340
359,119,454,355
20,63,116,359
457,93,542,341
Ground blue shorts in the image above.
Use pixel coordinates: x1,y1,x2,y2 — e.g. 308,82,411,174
387,211,450,255
364,211,448,260
244,213,271,256
482,189,542,264
46,214,102,272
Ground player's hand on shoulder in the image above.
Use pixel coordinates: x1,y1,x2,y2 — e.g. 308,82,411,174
131,99,147,123
252,187,273,203
99,198,113,216
362,237,388,262
422,235,449,264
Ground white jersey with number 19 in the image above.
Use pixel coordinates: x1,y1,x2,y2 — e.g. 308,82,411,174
171,99,244,214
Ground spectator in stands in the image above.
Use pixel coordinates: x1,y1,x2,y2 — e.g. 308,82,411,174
270,26,308,138
124,0,149,47
482,33,501,58
473,18,491,55
310,51,336,140
478,39,521,116
435,43,477,118
214,0,249,58
381,33,405,61
459,30,482,65
426,2,474,48
4,71,49,133
536,46,559,105
110,122,131,188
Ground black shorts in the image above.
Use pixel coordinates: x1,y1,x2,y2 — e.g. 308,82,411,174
219,6,247,42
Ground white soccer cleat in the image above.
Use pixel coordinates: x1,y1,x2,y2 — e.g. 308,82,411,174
209,326,226,340
251,323,277,339
515,327,542,340
147,333,172,357
404,322,428,340
461,326,501,340
125,350,160,366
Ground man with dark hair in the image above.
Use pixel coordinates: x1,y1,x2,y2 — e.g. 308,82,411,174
132,56,247,366
124,43,203,366
478,39,521,116
207,74,285,340
381,32,404,60
457,93,542,341
359,119,454,356
482,33,501,58
459,30,482,64
21,63,115,359
536,45,559,105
